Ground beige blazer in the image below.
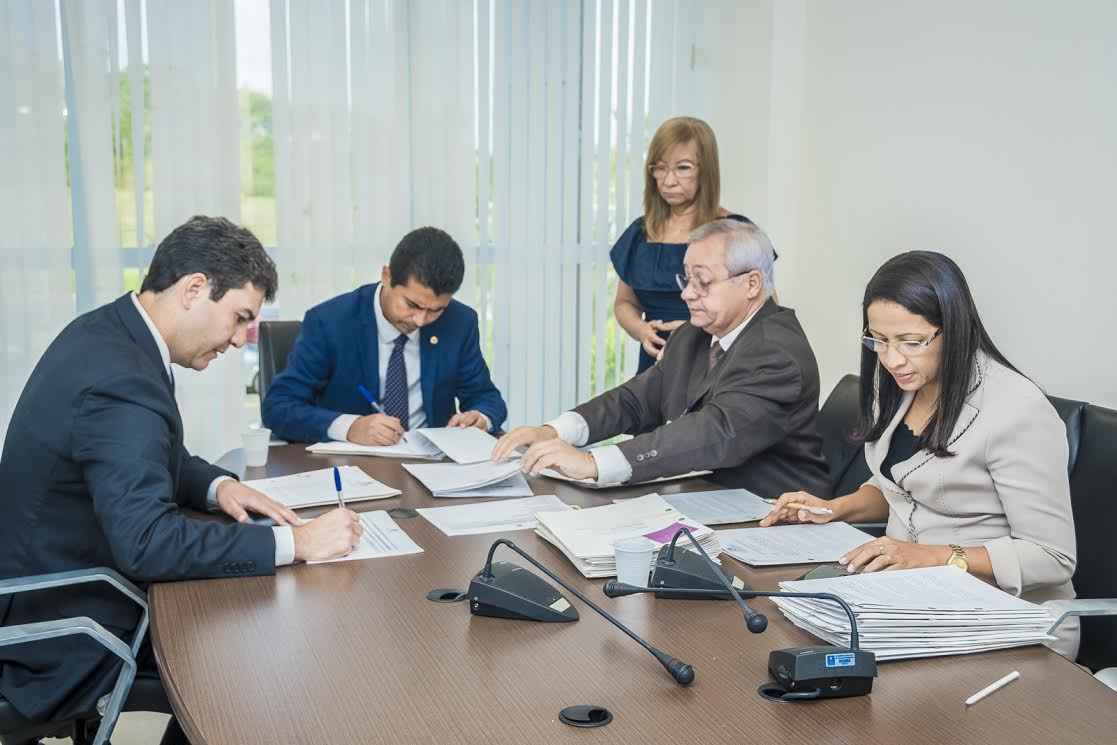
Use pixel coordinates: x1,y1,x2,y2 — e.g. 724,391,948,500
864,352,1077,608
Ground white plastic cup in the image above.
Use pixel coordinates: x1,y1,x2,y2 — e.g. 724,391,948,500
613,536,656,588
242,427,271,467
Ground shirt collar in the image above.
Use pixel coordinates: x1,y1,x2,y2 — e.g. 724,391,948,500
130,292,172,379
373,283,420,344
711,302,762,352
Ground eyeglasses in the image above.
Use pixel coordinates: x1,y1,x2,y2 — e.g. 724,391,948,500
675,269,754,297
861,328,941,356
650,161,698,181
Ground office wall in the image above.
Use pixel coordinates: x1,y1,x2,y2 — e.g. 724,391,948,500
711,0,1117,408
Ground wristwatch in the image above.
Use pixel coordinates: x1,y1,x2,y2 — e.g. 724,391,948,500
946,544,969,572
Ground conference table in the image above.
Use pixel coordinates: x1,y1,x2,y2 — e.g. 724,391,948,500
150,445,1117,745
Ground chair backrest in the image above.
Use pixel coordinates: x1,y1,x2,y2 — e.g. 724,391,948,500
1067,403,1117,672
1047,395,1087,473
258,321,302,402
817,374,871,498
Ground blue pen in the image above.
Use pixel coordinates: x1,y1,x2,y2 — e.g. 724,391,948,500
333,466,347,510
357,384,386,414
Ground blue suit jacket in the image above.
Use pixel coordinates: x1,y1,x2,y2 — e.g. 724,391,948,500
0,294,276,721
262,283,507,442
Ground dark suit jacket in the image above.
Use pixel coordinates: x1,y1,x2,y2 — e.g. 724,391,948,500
573,299,830,499
0,294,276,721
261,283,507,442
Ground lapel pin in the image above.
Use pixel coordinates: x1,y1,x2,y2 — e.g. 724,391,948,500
430,336,438,345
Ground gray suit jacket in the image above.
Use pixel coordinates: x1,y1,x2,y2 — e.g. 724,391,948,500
573,299,830,499
865,353,1076,606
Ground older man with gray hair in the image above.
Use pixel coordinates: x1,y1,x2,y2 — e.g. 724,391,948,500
493,218,831,498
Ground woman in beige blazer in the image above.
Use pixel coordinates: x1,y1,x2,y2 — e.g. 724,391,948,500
761,250,1077,657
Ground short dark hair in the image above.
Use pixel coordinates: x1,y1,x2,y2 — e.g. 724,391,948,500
388,227,464,296
140,215,278,302
850,250,1019,457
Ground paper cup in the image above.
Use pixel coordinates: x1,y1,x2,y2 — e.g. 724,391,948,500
613,536,656,588
242,427,271,467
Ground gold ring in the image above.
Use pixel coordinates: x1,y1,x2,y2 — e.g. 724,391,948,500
878,544,886,556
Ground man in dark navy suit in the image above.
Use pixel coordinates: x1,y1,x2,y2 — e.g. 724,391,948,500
0,216,362,738
262,226,507,444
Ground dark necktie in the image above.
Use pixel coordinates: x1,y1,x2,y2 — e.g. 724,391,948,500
384,334,410,429
708,342,725,371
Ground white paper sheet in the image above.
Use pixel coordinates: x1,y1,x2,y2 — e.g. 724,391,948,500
717,522,874,565
243,466,400,509
539,468,711,489
307,510,424,564
417,495,572,536
402,460,526,496
661,488,773,525
405,427,500,464
305,438,442,459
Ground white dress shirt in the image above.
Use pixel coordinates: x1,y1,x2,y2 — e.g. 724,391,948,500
130,293,295,566
546,307,760,485
327,283,489,440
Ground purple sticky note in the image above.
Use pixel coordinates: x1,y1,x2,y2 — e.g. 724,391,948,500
643,521,692,544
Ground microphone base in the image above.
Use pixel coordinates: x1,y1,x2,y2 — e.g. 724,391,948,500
767,646,876,699
649,546,748,599
468,561,580,623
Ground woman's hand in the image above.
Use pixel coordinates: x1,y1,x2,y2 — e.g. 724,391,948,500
758,491,835,526
840,537,951,574
639,322,668,357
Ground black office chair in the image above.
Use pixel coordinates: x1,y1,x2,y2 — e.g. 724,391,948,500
816,374,872,499
0,568,173,745
257,320,302,401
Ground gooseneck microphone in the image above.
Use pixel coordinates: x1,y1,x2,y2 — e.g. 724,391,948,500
601,583,860,649
476,539,695,686
657,527,768,633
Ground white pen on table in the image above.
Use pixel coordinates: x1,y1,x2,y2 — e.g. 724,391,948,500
965,670,1020,706
762,498,833,516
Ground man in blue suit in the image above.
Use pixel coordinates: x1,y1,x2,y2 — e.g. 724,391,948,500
0,216,361,737
263,227,507,443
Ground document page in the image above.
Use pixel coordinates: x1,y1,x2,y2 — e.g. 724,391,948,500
407,427,500,464
402,460,525,496
243,466,400,509
417,495,572,536
308,510,423,564
305,439,442,459
663,488,772,525
717,522,874,565
539,468,711,488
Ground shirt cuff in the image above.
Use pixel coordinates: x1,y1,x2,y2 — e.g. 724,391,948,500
590,445,633,486
328,414,361,442
206,476,234,512
546,412,590,447
272,526,296,566
478,412,492,432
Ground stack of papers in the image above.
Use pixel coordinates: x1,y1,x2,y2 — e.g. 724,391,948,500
242,466,400,508
718,523,874,565
539,468,711,489
308,511,424,564
534,493,721,577
661,488,773,525
771,566,1057,661
402,460,532,497
307,426,499,463
417,495,572,536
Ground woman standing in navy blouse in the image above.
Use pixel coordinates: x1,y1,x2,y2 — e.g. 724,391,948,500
611,117,752,373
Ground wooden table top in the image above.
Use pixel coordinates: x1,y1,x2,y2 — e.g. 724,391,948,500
150,445,1117,745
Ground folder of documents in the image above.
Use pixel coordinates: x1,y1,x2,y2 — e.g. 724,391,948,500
306,427,500,463
402,460,532,497
534,493,721,578
661,488,773,525
307,510,424,564
717,523,875,565
417,495,572,536
538,468,711,489
771,566,1057,660
242,466,400,509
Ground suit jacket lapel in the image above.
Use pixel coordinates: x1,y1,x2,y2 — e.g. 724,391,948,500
358,283,381,399
420,326,436,421
685,299,779,410
114,294,173,395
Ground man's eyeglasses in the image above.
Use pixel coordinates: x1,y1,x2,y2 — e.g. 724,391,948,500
675,269,753,297
650,161,698,181
861,328,941,356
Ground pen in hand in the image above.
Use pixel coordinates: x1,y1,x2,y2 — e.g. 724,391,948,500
762,498,833,516
333,466,347,510
357,384,386,415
